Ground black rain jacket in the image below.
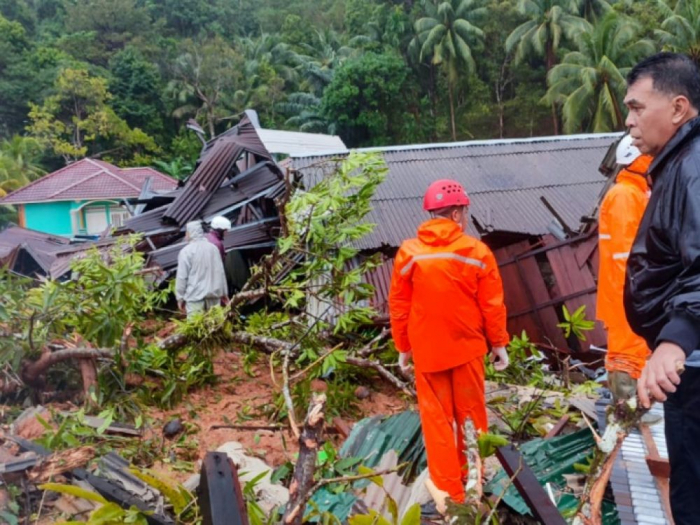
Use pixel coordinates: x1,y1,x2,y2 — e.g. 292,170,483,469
624,117,700,356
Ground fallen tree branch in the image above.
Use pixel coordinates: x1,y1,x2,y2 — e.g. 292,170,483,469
357,328,390,358
283,393,327,525
231,331,292,353
290,344,343,383
229,288,269,309
28,446,96,483
345,356,416,397
230,332,416,397
21,348,113,387
157,332,189,352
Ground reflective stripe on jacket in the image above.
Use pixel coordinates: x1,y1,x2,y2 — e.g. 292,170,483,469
389,218,509,373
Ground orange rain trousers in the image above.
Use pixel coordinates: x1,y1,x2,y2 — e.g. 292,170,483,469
415,356,487,503
596,157,652,379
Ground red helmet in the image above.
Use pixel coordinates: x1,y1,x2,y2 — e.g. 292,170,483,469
423,179,470,211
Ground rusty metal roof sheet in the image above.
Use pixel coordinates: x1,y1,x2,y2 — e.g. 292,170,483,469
163,116,271,226
0,226,73,276
200,161,284,219
293,134,616,246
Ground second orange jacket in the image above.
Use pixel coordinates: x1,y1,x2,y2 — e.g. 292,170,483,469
389,218,509,373
597,158,651,328
597,156,652,377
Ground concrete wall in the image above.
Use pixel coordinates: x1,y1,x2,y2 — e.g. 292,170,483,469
23,201,74,236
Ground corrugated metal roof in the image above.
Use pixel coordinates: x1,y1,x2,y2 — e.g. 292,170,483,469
256,128,347,156
609,403,669,525
293,134,615,245
0,158,177,204
0,226,72,273
147,217,279,270
486,428,620,523
163,115,272,226
200,161,284,219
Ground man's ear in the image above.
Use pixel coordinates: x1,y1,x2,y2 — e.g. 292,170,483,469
671,95,696,124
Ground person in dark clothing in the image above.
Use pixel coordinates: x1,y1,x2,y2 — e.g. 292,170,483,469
206,216,231,262
623,52,700,525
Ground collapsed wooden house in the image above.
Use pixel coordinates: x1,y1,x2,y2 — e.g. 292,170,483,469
292,133,623,354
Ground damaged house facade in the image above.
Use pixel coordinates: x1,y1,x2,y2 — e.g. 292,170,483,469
0,159,177,238
1,112,620,357
0,112,328,284
292,133,623,353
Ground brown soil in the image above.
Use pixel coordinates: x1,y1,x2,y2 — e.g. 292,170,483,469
143,349,415,480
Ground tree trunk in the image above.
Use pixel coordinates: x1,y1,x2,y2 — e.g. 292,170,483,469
448,81,457,141
608,82,625,130
546,39,560,135
282,393,327,525
79,359,98,402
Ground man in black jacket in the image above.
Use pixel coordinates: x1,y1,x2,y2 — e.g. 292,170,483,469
624,53,700,523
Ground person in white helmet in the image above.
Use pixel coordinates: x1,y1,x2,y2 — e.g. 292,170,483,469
207,216,231,262
176,221,228,317
596,135,653,402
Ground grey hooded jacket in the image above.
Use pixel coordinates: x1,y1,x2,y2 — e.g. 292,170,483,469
176,221,228,303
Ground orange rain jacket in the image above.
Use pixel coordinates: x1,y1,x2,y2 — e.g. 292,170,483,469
389,218,509,502
389,218,510,372
597,155,653,378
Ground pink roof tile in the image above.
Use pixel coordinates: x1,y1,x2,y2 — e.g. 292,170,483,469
0,158,178,204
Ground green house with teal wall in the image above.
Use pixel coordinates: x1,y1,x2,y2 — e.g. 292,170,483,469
0,158,177,238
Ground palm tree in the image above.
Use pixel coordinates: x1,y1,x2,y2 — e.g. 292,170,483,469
152,158,193,180
544,13,655,133
656,0,700,66
569,0,612,21
505,0,588,133
410,0,486,141
0,136,45,197
278,93,335,134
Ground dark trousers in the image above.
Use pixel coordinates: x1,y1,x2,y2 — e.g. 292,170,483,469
665,366,700,525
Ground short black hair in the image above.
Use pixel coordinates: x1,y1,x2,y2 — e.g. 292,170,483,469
627,52,700,109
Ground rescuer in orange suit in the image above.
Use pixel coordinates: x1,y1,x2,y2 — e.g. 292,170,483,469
597,135,653,402
388,179,510,508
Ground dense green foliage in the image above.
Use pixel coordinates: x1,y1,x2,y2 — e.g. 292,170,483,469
0,0,696,191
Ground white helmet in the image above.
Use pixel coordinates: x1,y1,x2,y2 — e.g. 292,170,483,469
616,134,642,166
210,216,232,231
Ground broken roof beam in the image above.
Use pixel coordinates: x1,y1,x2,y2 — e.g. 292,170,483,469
199,452,249,525
147,217,279,271
163,116,271,227
495,445,567,525
199,162,284,220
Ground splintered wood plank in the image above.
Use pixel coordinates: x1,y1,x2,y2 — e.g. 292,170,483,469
496,445,567,525
496,242,568,350
546,242,606,348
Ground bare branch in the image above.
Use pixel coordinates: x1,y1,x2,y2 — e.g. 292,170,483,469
283,346,301,439
345,356,416,397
